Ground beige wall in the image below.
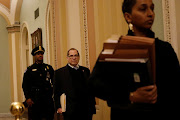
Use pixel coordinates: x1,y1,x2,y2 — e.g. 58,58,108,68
54,0,68,68
92,0,127,58
20,0,49,64
0,15,11,113
152,0,164,40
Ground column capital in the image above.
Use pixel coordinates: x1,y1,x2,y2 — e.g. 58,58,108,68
6,22,20,33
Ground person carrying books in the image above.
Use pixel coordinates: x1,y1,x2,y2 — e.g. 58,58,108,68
88,0,180,119
53,48,96,120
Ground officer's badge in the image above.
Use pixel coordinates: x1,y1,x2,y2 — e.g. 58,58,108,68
46,72,50,81
32,69,37,71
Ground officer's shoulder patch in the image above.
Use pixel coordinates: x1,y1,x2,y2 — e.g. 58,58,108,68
24,69,28,73
24,65,31,73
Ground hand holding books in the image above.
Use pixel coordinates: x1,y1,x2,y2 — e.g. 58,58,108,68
57,93,66,114
129,85,157,104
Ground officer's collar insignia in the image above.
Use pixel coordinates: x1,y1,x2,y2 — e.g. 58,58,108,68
32,69,37,71
46,66,49,70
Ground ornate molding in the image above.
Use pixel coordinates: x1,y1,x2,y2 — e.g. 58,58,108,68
162,0,171,43
82,0,90,68
45,0,57,69
46,1,50,64
162,0,178,55
52,0,57,69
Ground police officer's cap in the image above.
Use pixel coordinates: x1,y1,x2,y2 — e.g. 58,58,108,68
31,46,45,56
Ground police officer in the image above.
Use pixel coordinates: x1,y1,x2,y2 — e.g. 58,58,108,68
22,46,55,120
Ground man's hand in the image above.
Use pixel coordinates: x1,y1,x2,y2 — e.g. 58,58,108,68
26,98,34,107
57,108,63,114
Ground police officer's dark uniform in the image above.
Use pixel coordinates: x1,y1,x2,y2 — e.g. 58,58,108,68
22,46,55,120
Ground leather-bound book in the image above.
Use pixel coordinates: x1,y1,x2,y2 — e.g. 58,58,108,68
98,35,156,89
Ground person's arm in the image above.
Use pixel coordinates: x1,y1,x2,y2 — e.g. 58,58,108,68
86,68,96,114
22,68,32,99
158,41,180,109
88,61,111,101
22,68,34,106
53,70,63,112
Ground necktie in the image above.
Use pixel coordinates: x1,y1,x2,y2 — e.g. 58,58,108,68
74,66,78,70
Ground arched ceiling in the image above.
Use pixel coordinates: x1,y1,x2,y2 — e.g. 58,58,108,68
0,0,10,9
0,0,23,24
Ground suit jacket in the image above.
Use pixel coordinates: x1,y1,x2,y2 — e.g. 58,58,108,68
53,64,96,115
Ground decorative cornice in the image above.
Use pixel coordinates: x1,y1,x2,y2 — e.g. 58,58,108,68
82,0,90,68
6,23,20,33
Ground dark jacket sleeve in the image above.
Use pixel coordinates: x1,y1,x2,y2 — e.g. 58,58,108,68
53,69,63,110
88,59,130,107
84,67,96,114
88,61,110,101
22,67,32,100
155,40,180,112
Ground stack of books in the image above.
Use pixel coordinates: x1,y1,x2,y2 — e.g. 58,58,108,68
98,35,156,90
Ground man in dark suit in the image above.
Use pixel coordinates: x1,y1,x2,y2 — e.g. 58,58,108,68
53,48,96,120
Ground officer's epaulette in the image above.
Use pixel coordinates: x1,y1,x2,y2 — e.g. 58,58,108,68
27,63,38,70
24,65,31,73
29,64,35,68
27,65,32,69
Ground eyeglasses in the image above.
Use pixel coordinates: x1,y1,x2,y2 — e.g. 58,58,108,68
68,54,79,58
